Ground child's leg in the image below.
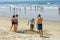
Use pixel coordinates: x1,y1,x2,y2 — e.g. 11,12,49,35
31,25,34,31
15,24,18,32
30,24,31,31
10,24,14,31
39,30,43,37
39,30,41,36
10,24,13,31
30,25,32,31
30,25,33,31
41,30,43,36
14,24,17,32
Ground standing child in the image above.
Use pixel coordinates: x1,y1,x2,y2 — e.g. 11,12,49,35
14,14,18,32
10,15,16,32
37,14,43,37
28,18,35,31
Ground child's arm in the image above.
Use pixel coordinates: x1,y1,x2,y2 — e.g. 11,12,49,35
27,21,29,25
10,19,13,31
34,21,35,25
36,20,38,27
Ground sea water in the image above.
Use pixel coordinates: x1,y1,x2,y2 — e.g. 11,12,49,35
0,1,60,21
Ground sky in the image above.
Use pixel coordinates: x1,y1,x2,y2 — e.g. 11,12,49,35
0,0,60,2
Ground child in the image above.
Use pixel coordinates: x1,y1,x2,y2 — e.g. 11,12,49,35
14,14,18,32
37,14,43,37
28,18,35,31
10,14,18,32
10,15,16,32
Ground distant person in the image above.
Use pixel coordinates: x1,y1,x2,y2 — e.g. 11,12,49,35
10,15,16,32
37,14,43,37
28,18,35,31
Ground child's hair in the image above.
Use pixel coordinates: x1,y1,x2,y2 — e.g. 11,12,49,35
37,14,41,18
13,15,15,18
16,14,18,17
38,14,41,17
32,18,34,21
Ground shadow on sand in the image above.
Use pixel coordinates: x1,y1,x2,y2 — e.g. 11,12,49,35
42,35,50,38
17,30,50,38
17,29,38,34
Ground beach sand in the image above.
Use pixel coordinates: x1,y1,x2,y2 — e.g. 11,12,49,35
0,17,60,40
